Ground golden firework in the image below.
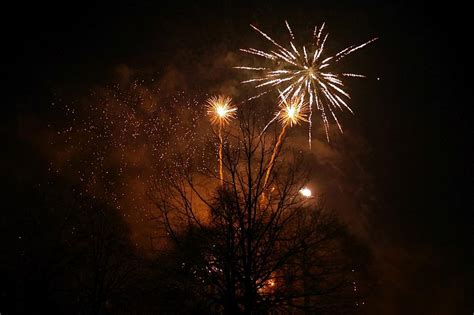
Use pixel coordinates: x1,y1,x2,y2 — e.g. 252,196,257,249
206,95,237,126
262,94,306,189
237,21,377,144
206,95,236,186
277,93,307,127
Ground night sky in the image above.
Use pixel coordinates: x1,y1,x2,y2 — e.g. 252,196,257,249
3,1,472,314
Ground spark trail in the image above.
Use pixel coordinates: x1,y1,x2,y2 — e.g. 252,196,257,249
237,21,377,145
206,95,237,186
263,93,307,188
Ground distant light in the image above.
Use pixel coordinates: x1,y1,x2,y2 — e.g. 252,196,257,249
299,187,312,198
216,106,227,117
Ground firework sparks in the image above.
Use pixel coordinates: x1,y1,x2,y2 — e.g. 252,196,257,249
206,95,237,186
263,94,306,189
206,95,237,126
236,21,377,144
277,92,307,127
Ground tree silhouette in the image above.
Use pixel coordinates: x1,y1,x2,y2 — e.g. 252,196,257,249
149,112,363,314
2,169,142,314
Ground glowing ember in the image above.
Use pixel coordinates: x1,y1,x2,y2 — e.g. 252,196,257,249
258,278,277,294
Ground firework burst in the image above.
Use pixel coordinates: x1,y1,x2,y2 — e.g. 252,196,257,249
206,95,236,186
277,92,308,127
206,95,237,126
263,93,307,188
236,21,377,145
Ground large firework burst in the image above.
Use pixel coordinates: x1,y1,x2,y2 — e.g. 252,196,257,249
236,21,377,145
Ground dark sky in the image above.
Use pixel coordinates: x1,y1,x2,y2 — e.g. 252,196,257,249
4,0,472,313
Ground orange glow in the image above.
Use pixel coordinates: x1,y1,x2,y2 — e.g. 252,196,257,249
299,187,312,198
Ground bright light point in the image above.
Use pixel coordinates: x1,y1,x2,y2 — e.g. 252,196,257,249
299,187,312,198
277,94,307,127
216,106,226,117
206,95,237,125
287,107,295,119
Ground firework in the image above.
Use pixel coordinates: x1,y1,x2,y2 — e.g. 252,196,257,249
276,91,308,127
263,94,307,188
206,95,237,126
236,21,377,144
206,95,237,185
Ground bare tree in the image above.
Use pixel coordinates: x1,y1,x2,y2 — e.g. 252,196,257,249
71,202,140,315
148,112,360,314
